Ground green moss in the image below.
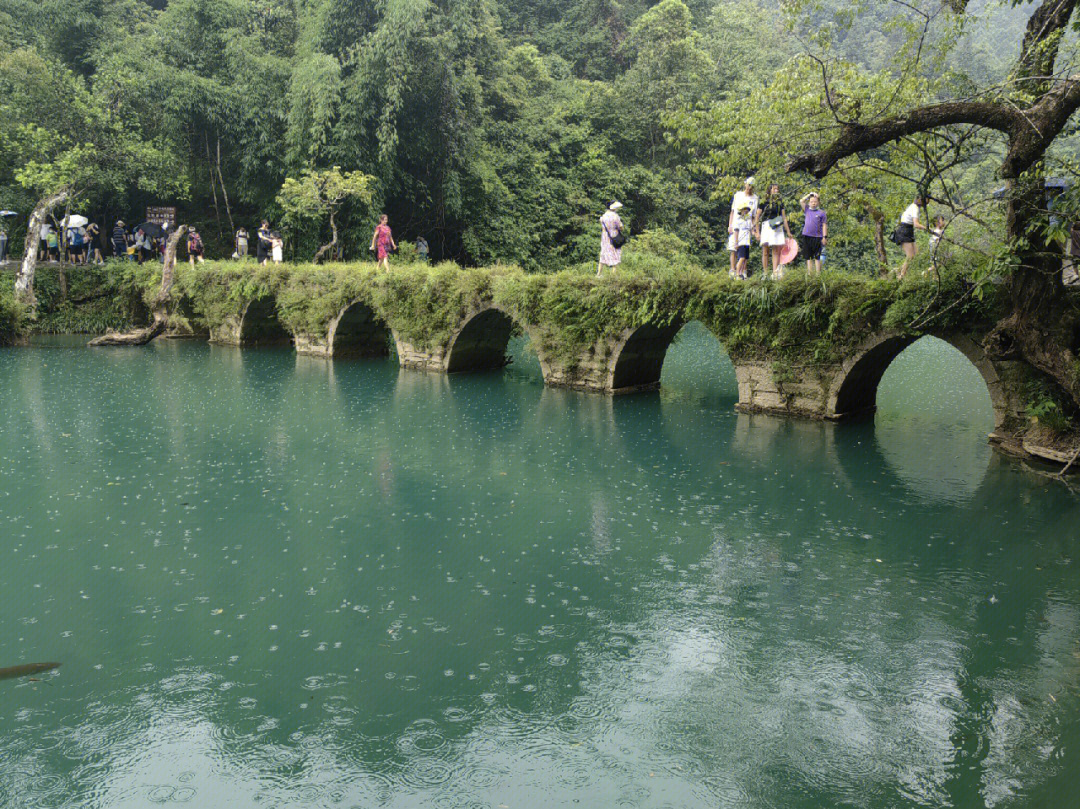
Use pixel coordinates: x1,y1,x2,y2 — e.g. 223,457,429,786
3,258,1008,367
1,263,156,335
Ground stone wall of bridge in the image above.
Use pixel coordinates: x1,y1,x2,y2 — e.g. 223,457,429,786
165,265,1075,465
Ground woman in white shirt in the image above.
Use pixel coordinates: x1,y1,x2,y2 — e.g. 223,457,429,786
728,177,758,278
896,194,927,278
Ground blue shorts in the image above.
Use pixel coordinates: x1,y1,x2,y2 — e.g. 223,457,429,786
736,245,750,261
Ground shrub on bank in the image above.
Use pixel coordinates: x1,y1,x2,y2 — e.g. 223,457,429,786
0,285,27,344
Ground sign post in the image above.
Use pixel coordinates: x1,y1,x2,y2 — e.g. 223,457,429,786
146,206,177,230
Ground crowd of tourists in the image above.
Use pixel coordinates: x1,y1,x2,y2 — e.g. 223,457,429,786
595,177,970,281
3,192,1077,284
0,212,429,269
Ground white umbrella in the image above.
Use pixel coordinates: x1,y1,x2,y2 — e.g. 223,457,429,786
64,214,89,228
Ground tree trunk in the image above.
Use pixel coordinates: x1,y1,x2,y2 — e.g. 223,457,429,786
16,189,70,309
205,133,222,241
216,138,235,235
56,203,71,300
872,215,888,276
314,209,339,264
990,173,1080,406
89,225,189,347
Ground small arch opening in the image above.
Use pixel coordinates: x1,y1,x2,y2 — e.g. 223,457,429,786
834,335,997,426
168,296,207,337
239,297,291,346
332,301,394,358
610,322,683,393
446,308,517,373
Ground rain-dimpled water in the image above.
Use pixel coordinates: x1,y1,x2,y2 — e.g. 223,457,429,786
2,326,1079,808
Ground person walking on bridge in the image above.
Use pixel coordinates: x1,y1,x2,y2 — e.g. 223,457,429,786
111,220,128,259
235,226,249,260
257,220,273,265
895,193,927,279
370,214,396,270
754,183,793,279
597,201,625,277
728,178,758,278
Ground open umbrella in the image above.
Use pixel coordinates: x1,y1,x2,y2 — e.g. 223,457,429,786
0,210,17,218
63,214,89,228
134,222,165,239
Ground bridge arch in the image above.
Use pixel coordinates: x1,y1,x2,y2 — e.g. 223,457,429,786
167,295,208,337
445,304,522,373
607,320,685,393
238,296,292,346
328,299,398,358
828,332,1016,430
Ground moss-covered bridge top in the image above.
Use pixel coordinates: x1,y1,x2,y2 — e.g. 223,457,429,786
169,260,1004,361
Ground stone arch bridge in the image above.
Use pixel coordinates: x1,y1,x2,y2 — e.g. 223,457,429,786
169,264,1072,463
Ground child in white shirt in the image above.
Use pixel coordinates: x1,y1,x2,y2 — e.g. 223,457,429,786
732,205,754,279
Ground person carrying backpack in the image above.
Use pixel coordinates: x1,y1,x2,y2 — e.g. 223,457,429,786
67,226,85,264
187,228,206,266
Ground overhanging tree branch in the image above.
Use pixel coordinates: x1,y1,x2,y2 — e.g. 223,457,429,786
786,101,1022,177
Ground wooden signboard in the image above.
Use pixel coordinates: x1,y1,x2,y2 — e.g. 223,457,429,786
146,206,177,229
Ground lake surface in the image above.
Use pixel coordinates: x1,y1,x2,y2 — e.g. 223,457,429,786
1,326,1078,809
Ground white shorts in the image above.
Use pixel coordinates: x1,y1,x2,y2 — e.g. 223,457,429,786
761,221,786,247
727,232,739,252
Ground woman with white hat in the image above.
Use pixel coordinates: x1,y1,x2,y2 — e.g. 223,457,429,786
598,201,625,276
728,177,758,277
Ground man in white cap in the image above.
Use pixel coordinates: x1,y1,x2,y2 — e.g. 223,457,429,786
598,200,625,276
728,177,758,277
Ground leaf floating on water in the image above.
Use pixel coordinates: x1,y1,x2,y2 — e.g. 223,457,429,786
211,609,223,615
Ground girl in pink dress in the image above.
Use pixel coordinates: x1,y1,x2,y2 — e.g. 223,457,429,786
370,214,397,270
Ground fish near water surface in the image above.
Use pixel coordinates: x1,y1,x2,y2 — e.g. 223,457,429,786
0,662,61,681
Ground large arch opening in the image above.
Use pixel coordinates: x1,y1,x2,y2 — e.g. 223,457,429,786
832,334,1000,427
863,336,997,501
831,334,919,418
445,308,517,373
658,321,738,404
239,297,292,346
331,301,395,359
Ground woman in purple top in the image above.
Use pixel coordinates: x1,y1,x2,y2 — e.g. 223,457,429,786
799,192,827,276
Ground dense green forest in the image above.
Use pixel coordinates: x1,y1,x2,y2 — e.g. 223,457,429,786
0,0,1054,268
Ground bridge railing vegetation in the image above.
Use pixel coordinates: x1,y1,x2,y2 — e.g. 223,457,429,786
5,253,1009,356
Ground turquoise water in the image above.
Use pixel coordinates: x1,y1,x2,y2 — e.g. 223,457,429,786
1,326,1078,808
